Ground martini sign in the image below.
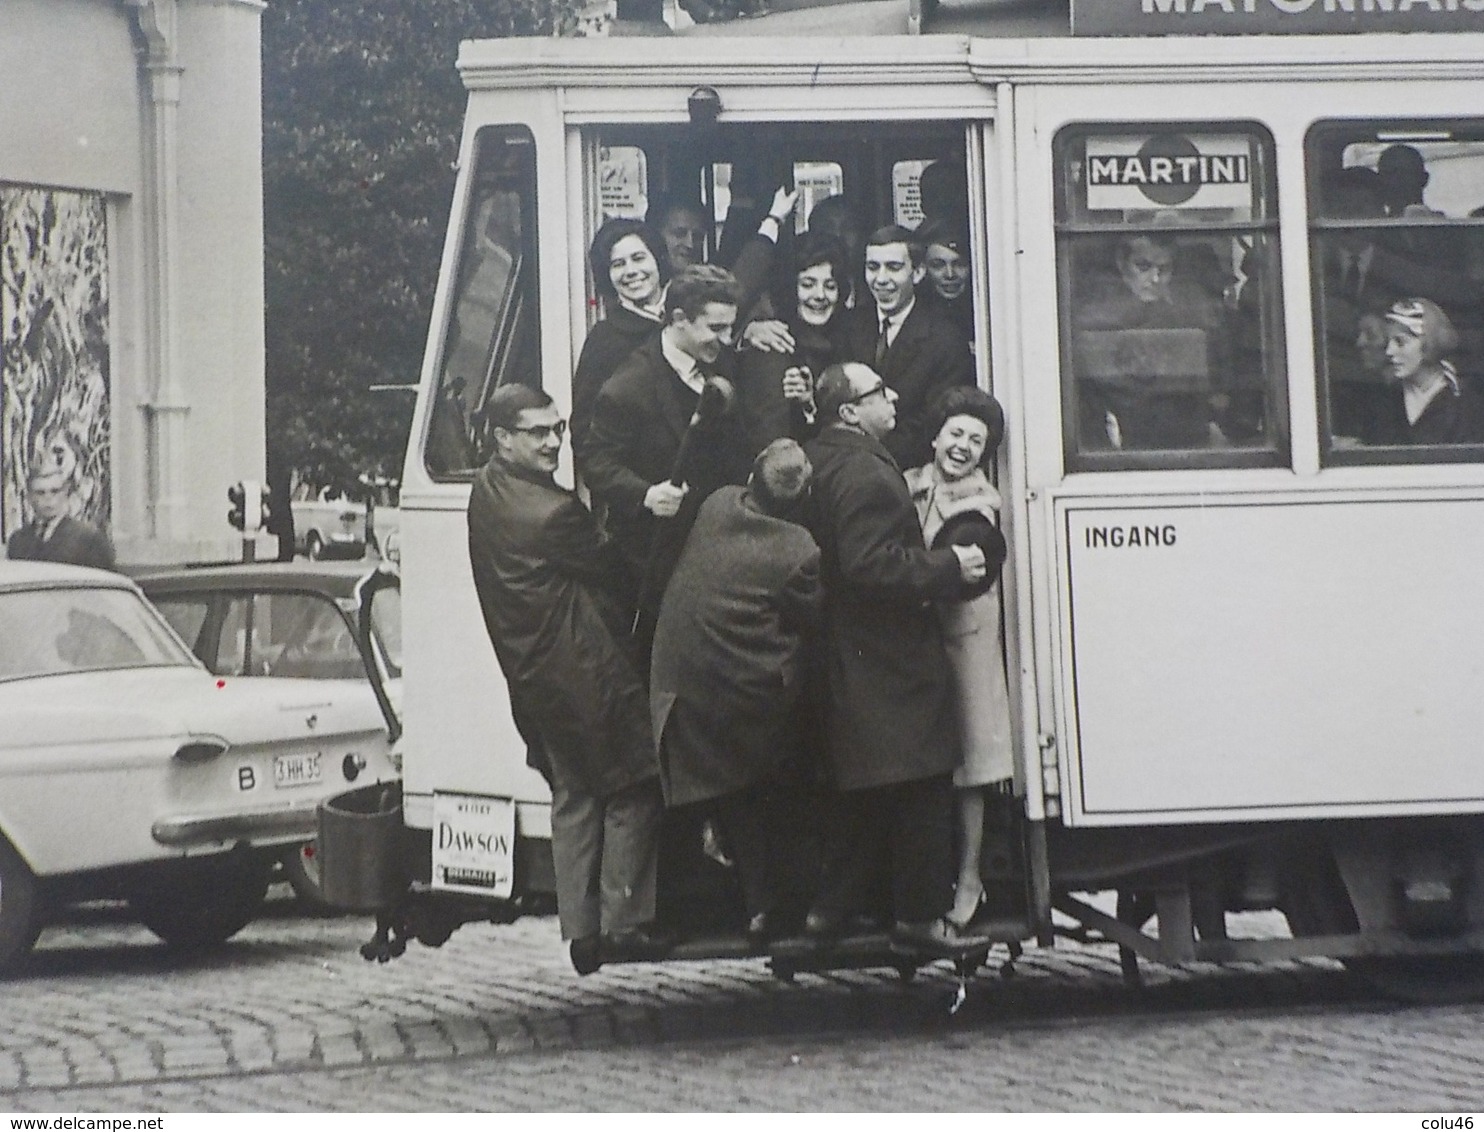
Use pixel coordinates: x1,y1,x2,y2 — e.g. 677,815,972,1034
1086,133,1255,216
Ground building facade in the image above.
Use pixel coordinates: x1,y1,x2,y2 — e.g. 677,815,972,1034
1,0,265,564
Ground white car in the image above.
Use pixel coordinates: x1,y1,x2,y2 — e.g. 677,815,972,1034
0,561,399,972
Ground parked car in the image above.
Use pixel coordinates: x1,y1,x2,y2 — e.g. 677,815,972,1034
290,495,368,560
136,560,402,908
0,561,399,973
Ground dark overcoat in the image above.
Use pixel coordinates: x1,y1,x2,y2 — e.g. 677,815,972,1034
734,317,838,454
804,427,967,791
649,486,821,807
467,457,657,798
570,304,661,461
7,516,115,570
581,334,755,614
838,300,973,469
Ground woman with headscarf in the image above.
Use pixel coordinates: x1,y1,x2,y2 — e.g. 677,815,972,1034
1362,297,1484,447
904,385,1013,930
571,218,670,463
734,232,851,454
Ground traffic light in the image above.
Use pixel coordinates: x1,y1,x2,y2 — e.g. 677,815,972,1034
259,483,273,531
227,482,246,531
226,480,263,534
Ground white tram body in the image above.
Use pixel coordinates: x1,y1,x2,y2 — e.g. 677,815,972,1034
328,17,1484,992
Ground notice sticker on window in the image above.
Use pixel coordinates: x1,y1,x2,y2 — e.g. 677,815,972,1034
431,792,515,898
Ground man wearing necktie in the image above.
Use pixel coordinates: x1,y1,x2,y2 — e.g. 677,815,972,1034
583,264,758,653
840,225,973,469
7,469,115,570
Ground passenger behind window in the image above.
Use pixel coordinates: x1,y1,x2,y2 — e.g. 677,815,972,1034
1319,167,1396,441
1072,232,1232,452
1359,297,1484,448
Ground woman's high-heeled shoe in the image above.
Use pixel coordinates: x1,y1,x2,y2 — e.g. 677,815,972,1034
946,887,986,931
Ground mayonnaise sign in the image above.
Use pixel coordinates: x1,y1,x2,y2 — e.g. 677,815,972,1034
1072,0,1484,37
1085,133,1255,215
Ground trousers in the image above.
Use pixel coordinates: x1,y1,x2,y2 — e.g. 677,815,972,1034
809,772,955,926
549,775,663,940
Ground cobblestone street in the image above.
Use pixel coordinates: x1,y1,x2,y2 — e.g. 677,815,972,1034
3,897,1483,1111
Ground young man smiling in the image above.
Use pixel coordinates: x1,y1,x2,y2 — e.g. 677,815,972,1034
840,225,974,469
582,264,757,644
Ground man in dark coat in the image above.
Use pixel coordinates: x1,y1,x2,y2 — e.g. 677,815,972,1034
7,470,115,569
838,224,973,470
581,264,758,646
802,362,993,955
467,384,666,975
650,439,822,943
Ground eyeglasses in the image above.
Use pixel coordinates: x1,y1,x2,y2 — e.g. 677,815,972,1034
844,381,890,405
508,420,568,441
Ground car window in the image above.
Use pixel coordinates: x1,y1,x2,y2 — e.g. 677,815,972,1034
369,586,402,679
0,587,195,681
214,596,253,676
258,593,364,680
152,598,210,654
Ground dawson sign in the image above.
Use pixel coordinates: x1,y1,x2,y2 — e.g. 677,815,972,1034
1072,0,1484,36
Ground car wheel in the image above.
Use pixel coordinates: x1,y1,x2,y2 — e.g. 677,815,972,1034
132,854,272,950
0,836,40,976
282,840,333,913
305,532,324,560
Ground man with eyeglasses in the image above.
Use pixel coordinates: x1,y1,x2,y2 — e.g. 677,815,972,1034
800,362,993,956
468,384,667,975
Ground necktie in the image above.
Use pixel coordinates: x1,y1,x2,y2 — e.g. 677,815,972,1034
874,317,891,369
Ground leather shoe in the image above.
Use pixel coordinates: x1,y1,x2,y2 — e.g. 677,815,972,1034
892,917,993,955
569,934,602,976
601,924,674,963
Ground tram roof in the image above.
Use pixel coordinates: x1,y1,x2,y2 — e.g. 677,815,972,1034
458,20,1484,90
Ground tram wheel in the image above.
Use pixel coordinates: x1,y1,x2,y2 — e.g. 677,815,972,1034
1348,954,1484,1005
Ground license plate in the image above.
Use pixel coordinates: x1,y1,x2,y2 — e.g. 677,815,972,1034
274,752,322,788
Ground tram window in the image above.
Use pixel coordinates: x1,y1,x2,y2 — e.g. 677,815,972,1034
1307,122,1484,462
1054,124,1287,472
424,125,540,481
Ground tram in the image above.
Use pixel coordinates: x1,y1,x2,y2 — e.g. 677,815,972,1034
323,3,1484,1001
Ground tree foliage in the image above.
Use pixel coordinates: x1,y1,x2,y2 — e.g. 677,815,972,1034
262,1,576,495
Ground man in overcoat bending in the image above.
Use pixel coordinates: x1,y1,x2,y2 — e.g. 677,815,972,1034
802,362,993,955
649,439,823,945
467,384,667,975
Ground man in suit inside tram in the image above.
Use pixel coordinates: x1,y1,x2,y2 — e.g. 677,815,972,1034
838,225,974,469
